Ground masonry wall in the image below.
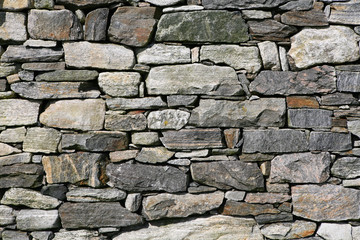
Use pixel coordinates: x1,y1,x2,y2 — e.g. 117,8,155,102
0,0,360,239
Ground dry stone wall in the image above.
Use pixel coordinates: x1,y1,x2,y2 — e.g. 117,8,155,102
1,0,360,239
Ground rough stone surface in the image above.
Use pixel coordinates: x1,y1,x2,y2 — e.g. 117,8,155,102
279,0,314,10
0,12,27,43
309,132,352,151
281,9,328,26
105,113,147,131
57,0,123,7
202,0,293,9
110,150,139,162
249,20,297,41
22,62,65,72
261,220,317,239
98,72,141,97
52,230,99,240
17,210,60,231
288,109,332,128
317,223,352,240
222,201,280,216
0,0,31,10
0,164,43,188
106,162,188,192
22,127,61,154
137,44,191,65
125,193,142,212
258,41,280,70
0,153,31,166
242,10,272,19
225,191,246,201
0,100,40,126
329,3,360,25
245,193,291,204
41,184,68,201
337,71,360,92
1,46,63,63
145,0,183,6
0,205,15,226
320,92,357,106
191,161,264,191
135,147,174,164
24,39,57,48
66,187,126,202
106,97,166,110
148,109,190,130
167,95,198,107
331,157,360,179
348,120,360,138
85,8,109,41
1,231,29,240
0,142,20,156
35,70,98,82
131,132,159,146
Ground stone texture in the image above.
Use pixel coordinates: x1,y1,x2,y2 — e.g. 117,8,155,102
23,127,61,154
191,161,264,191
85,8,109,41
288,26,360,69
137,44,191,65
337,71,360,92
243,129,308,153
190,98,285,128
2,231,29,240
42,152,106,187
245,193,291,204
242,10,272,19
0,142,20,156
40,99,105,131
156,11,249,43
0,12,27,43
108,7,158,47
0,153,31,166
66,187,126,202
202,0,293,9
1,46,63,62
0,164,43,188
98,72,141,97
146,64,242,96
0,100,40,126
261,220,317,239
309,132,352,151
28,10,83,40
24,39,57,48
106,162,188,192
22,62,65,72
287,96,319,109
142,191,224,220
135,147,174,164
249,20,297,41
255,212,293,225
30,231,53,240
125,193,142,212
105,113,147,131
348,120,360,138
250,66,336,95
106,97,167,110
41,184,67,201
163,5,204,13
222,201,280,216
329,3,360,25
57,0,123,7
331,157,360,179
35,70,98,81
317,223,352,240
115,215,263,240
281,10,328,26
292,184,360,221
200,45,261,73
110,150,139,162
34,0,54,9
258,41,280,70
167,95,198,107
148,109,190,130
321,92,357,106
288,109,332,128
17,210,60,230
0,205,15,226
279,0,314,10
52,230,99,240
225,191,246,201
160,128,224,150
145,0,183,6
131,132,159,146
0,0,31,10
63,42,134,70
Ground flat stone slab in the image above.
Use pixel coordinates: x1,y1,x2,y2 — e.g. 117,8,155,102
0,99,40,126
261,220,317,239
17,209,60,231
137,44,191,65
135,147,174,164
329,3,360,25
281,9,328,26
1,45,63,62
248,19,297,41
148,109,190,130
288,109,332,128
35,70,98,81
222,201,280,216
0,153,31,166
202,0,294,9
309,132,352,151
22,62,66,72
337,71,360,92
331,157,360,179
106,97,166,110
98,72,141,97
66,187,126,202
0,12,27,43
0,164,43,188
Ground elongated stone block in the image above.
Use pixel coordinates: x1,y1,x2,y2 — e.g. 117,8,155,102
106,97,167,110
309,132,352,151
35,70,98,81
288,109,332,128
0,164,43,188
98,72,141,97
148,109,190,130
105,113,147,131
66,187,126,202
202,0,294,9
0,99,40,126
1,46,63,62
248,19,297,41
17,210,60,231
222,201,280,216
0,153,31,166
57,0,123,7
331,157,360,179
137,44,191,65
329,3,360,25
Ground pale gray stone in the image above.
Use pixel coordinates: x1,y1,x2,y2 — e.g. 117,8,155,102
279,0,314,10
163,5,204,13
0,143,20,156
2,231,29,240
337,71,360,92
349,120,360,138
190,98,286,128
343,178,360,187
245,193,291,204
109,150,139,162
0,63,20,77
329,3,360,25
0,12,27,43
258,41,280,71
98,72,141,97
106,97,167,110
34,0,54,9
167,95,198,107
24,39,57,48
288,109,332,128
18,70,34,81
225,191,246,201
125,193,142,212
145,0,183,6
331,157,360,179
148,109,190,130
279,46,290,71
168,159,191,166
0,205,15,226
289,26,360,69
22,62,65,72
261,221,317,239
317,223,352,240
63,42,135,70
353,226,360,240
242,10,272,19
22,127,61,154
135,147,174,164
0,0,31,10
17,210,60,230
309,132,352,151
202,0,295,9
35,70,99,81
137,44,191,65
30,231,53,240
105,113,147,131
191,155,230,161
0,91,15,99
131,132,159,145
175,150,209,158
1,46,63,63
52,230,99,240
66,187,126,202
146,64,242,96
0,127,26,143
57,0,122,7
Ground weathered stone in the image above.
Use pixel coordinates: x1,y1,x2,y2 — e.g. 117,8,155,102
288,109,332,128
202,0,294,9
224,129,240,149
163,5,204,13
331,157,360,179
105,113,147,131
279,0,314,10
109,150,138,162
289,26,360,69
258,41,280,70
28,10,82,40
0,206,14,227
24,39,57,48
1,46,63,62
131,132,159,146
108,7,158,47
343,178,360,187
190,98,285,128
0,91,15,99
287,96,319,109
98,72,141,97
225,191,246,201
57,0,123,7
281,10,328,26
2,231,29,240
168,159,191,166
0,164,43,188
42,152,105,187
191,161,264,191
41,184,67,201
337,71,360,92
0,0,31,10
59,202,142,229
245,193,291,204
145,0,183,6
61,131,128,152
243,129,308,153
148,109,190,130
0,153,30,166
85,8,109,41
125,193,142,212
106,162,188,192
156,11,249,43
261,220,317,239
22,62,65,71
40,99,105,131
35,70,98,81
146,64,242,96
270,152,331,184
17,70,34,81
106,97,167,110
34,0,54,9
292,184,360,221
0,63,19,78
30,231,53,240
0,127,26,143
329,3,360,25
279,46,289,71
321,92,357,106
249,20,297,41
222,201,280,216
143,191,224,220
52,230,99,240
1,188,61,209
0,143,20,156
309,132,352,151
317,223,352,240
137,44,191,65
135,147,174,164
0,79,7,91
167,95,198,107
255,212,293,225
17,210,60,230
187,184,217,194
0,12,27,43
22,127,61,154
66,187,126,202
242,10,272,19
161,128,224,150
336,64,360,72
200,45,261,73
115,215,263,240
348,120,360,138
63,42,134,70
250,66,336,95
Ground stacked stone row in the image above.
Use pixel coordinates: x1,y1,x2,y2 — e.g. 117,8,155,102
1,0,360,239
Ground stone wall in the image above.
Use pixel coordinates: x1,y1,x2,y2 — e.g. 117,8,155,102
0,0,360,239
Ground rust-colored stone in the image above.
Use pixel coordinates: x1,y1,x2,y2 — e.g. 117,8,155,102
222,201,280,216
286,96,319,108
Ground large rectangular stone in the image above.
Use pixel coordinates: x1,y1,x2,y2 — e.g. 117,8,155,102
0,12,27,43
0,164,43,188
21,62,66,71
17,210,60,231
337,71,360,92
106,97,167,110
309,132,352,151
288,109,332,128
1,46,63,62
105,113,147,131
329,3,360,25
137,44,191,65
202,0,293,9
0,100,40,126
23,127,61,154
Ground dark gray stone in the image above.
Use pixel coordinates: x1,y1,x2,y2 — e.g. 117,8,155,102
248,20,297,41
337,71,360,92
1,46,63,62
331,157,360,179
0,153,31,166
106,97,167,110
288,109,332,128
336,65,360,72
41,184,68,201
35,70,99,81
255,213,293,224
85,8,109,41
0,164,43,188
202,0,294,9
320,92,358,106
281,10,328,26
105,114,147,131
309,132,352,151
167,95,198,107
66,187,126,202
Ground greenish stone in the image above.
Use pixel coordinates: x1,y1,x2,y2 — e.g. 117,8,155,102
35,70,98,81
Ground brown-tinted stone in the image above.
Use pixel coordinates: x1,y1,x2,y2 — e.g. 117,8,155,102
85,8,109,41
287,96,319,108
1,45,63,63
281,10,328,26
245,193,291,204
0,164,43,188
222,201,280,216
248,19,297,41
224,129,240,148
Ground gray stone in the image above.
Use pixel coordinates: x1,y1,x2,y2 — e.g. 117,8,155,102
270,152,331,184
2,231,29,240
250,66,336,95
1,46,63,63
261,220,317,239
243,129,309,153
168,159,191,166
17,210,60,231
35,70,98,81
202,0,296,9
40,99,105,131
163,5,204,13
137,44,191,65
109,150,139,162
191,161,264,191
42,152,106,187
106,162,188,192
0,63,19,77
0,142,20,156
0,205,15,226
292,184,360,221
309,132,352,151
142,191,224,220
106,97,167,110
331,157,360,179
52,230,99,240
135,147,174,164
98,72,141,97
242,10,272,19
191,155,230,161
167,95,198,107
249,20,297,41
188,185,217,194
317,223,352,240
257,41,280,70
279,0,314,10
85,8,109,41
289,26,360,69
66,187,126,202
146,64,242,96
59,202,142,229
329,3,360,25
245,193,291,204
22,62,65,71
336,64,360,72
28,10,82,40
23,127,61,154
160,128,224,150
190,98,286,128
348,120,360,138
105,113,147,131
41,184,67,201
225,191,246,201
30,231,53,240
34,0,54,9
0,127,26,143
0,91,15,99
321,92,358,106
18,70,34,81
0,0,32,10
279,46,290,71
57,0,123,7
61,131,128,152
0,79,7,91
125,193,142,212
0,12,27,43
131,132,160,145
0,153,31,166
288,109,332,128
343,178,360,187
255,212,293,225
148,109,190,130
24,39,57,48
200,45,261,73
156,11,249,43
145,0,183,6
281,10,329,26
222,201,280,216
1,188,61,209
337,71,360,92
175,150,209,158
0,164,43,188
63,42,134,70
